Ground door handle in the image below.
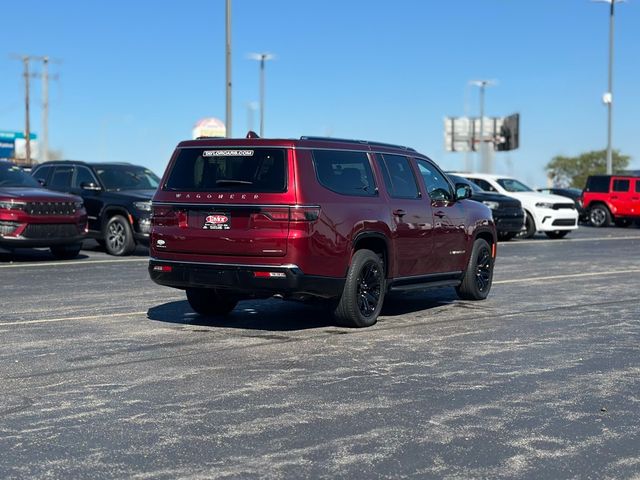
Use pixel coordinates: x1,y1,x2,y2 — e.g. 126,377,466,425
393,209,406,217
434,211,446,218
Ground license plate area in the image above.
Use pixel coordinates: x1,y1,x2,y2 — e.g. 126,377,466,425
201,212,231,230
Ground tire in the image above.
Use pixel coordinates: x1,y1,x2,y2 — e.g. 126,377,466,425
589,205,611,227
104,215,136,256
186,288,238,316
50,244,82,260
456,238,494,300
545,230,569,239
497,232,517,242
517,212,536,239
334,249,386,328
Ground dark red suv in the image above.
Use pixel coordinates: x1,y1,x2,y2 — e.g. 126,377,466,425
149,136,497,327
0,161,87,259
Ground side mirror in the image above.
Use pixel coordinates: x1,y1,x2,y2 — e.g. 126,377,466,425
81,181,102,191
455,183,472,200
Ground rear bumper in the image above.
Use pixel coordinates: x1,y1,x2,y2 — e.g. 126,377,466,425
148,258,345,299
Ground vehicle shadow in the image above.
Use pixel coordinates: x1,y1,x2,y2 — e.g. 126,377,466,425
382,290,458,316
81,239,150,257
148,290,455,331
0,250,91,263
147,298,337,331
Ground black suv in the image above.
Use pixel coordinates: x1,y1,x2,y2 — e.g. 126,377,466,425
448,174,525,241
32,161,160,255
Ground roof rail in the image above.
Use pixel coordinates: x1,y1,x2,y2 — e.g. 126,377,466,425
299,136,415,152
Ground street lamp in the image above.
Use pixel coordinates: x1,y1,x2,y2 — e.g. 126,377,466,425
248,53,275,137
469,79,497,173
593,0,626,175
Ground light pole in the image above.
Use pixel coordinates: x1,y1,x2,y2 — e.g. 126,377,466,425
593,0,625,175
248,53,274,137
225,0,232,138
469,80,496,173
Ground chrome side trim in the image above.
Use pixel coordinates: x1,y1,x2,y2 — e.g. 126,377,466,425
149,257,302,273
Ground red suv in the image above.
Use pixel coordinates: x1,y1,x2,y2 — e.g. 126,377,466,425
149,135,497,327
0,161,87,259
583,175,640,227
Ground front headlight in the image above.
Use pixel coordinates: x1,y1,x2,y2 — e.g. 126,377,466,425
74,201,84,210
482,200,500,210
134,201,152,212
535,202,554,209
0,200,26,211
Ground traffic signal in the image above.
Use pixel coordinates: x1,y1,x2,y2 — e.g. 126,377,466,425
497,113,519,151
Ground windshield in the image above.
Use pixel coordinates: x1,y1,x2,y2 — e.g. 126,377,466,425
95,166,160,191
0,163,41,188
497,178,533,192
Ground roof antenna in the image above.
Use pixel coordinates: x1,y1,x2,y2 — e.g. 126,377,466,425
246,130,260,139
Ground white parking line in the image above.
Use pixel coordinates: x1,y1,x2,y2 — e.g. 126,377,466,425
0,258,149,269
501,235,640,245
494,268,640,284
0,311,148,327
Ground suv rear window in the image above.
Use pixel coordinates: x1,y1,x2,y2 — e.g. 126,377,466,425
164,148,286,192
312,150,376,197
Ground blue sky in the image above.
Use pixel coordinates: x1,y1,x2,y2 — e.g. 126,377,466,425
1,0,638,187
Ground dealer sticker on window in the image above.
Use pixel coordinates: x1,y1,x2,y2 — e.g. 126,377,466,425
203,213,231,230
202,150,254,157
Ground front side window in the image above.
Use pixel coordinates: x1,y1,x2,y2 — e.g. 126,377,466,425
33,165,52,184
636,180,640,193
0,163,41,187
74,167,98,188
612,179,630,192
470,178,497,192
165,148,285,192
375,154,419,199
497,178,533,192
49,166,74,189
96,166,160,191
416,159,453,201
312,150,377,197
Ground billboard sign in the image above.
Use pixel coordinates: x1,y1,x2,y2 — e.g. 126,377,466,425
192,118,226,139
444,114,519,152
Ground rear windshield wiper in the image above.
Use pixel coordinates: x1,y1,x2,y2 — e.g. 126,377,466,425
215,179,254,185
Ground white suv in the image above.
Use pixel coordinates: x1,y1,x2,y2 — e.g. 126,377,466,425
459,173,579,239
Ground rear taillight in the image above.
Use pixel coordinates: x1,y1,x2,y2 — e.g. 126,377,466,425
251,206,320,223
152,205,188,228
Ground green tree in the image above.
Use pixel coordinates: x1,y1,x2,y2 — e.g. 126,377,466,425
545,150,631,188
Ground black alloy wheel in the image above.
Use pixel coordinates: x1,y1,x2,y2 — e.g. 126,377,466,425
456,238,494,300
334,249,386,328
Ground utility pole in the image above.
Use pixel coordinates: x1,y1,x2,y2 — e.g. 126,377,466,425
593,0,625,175
470,79,496,173
225,0,232,138
42,57,49,163
249,53,275,137
23,57,32,166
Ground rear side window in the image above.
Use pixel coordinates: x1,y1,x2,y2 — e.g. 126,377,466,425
312,150,377,197
164,148,286,192
612,179,630,192
585,176,610,193
375,154,419,199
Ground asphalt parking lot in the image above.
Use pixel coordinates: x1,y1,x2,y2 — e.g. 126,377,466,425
1,228,640,479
